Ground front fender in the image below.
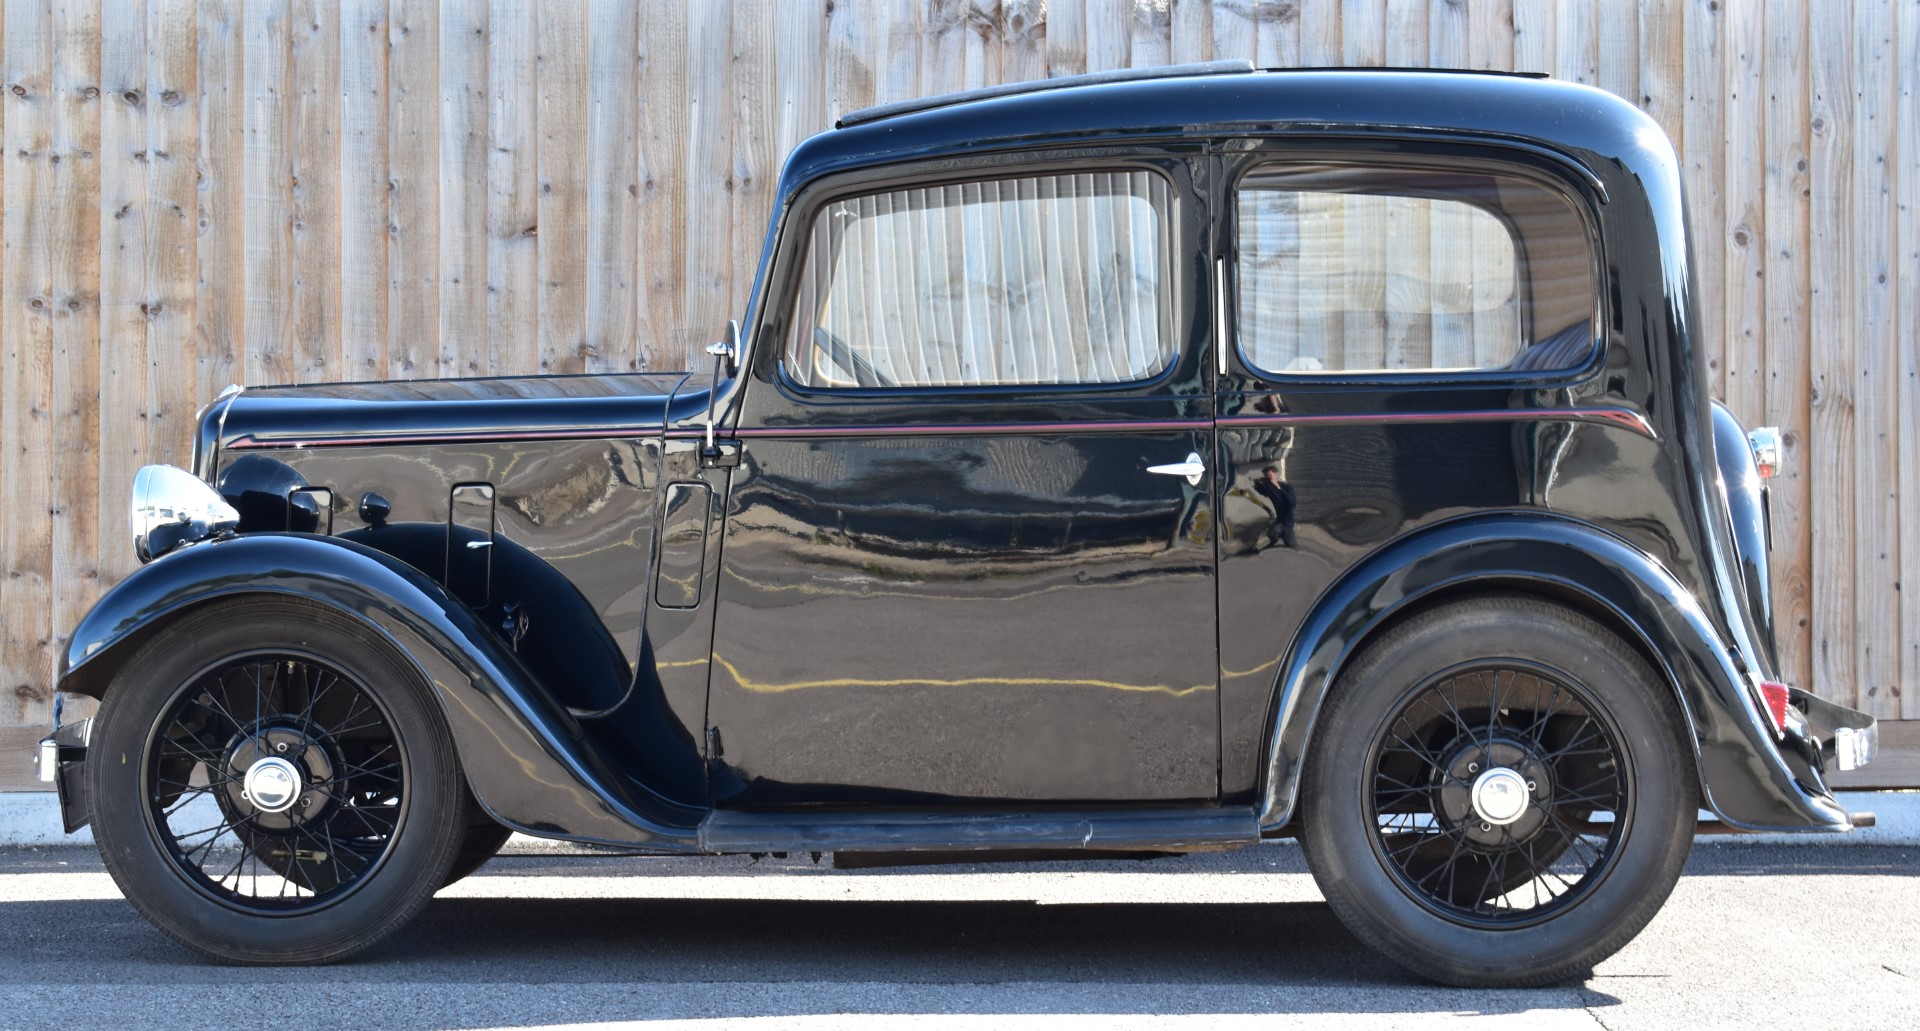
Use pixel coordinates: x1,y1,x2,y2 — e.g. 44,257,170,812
1256,513,1851,834
59,533,701,850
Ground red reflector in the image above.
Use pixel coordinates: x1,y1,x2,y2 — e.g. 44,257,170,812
1757,680,1791,733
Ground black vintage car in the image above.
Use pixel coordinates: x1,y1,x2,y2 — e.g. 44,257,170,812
41,63,1877,986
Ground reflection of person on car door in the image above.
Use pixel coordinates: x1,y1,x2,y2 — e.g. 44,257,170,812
1253,465,1296,549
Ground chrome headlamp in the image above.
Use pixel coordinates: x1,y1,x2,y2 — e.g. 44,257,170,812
131,464,240,563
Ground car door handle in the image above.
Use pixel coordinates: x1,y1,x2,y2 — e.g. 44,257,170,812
1146,452,1207,487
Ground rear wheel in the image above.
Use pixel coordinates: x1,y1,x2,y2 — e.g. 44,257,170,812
88,598,466,964
1300,595,1696,987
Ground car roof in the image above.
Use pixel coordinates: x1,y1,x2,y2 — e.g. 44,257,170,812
777,66,1656,201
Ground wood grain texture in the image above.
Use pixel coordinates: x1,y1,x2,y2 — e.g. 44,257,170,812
438,0,487,377
485,0,536,377
0,0,1912,745
3,0,56,724
535,0,585,374
387,0,438,378
1851,0,1899,719
1762,0,1813,695
1808,0,1856,710
48,0,101,692
1900,0,1919,719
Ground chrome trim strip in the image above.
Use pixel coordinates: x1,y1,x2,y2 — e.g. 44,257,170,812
226,407,1653,449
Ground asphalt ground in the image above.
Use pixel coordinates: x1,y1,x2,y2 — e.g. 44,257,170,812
0,841,1913,1030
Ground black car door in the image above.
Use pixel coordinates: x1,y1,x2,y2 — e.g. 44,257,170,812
705,153,1221,807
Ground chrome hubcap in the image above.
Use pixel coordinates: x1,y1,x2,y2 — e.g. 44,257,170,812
1470,767,1530,826
242,756,303,814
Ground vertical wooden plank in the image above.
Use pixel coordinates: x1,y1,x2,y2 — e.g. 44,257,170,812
2,0,56,722
875,0,922,102
1512,0,1555,75
1807,0,1855,708
1852,0,1899,719
241,0,291,384
1338,0,1384,66
1211,0,1256,64
535,0,584,373
49,0,102,700
730,0,774,322
439,0,487,375
389,0,439,378
584,0,636,371
1638,0,1684,144
1682,0,1724,396
962,0,1004,88
1130,0,1171,69
1084,0,1129,72
1255,0,1299,69
96,0,145,620
485,0,535,375
1002,0,1046,83
634,0,685,367
773,0,826,167
683,0,731,369
1762,0,1812,693
339,0,389,380
1428,0,1468,71
1046,0,1085,76
291,0,341,381
1297,1,1339,65
1469,0,1515,71
1722,0,1765,423
1169,0,1211,64
1553,0,1597,85
1596,0,1639,101
144,0,199,469
1899,0,1920,716
923,0,968,95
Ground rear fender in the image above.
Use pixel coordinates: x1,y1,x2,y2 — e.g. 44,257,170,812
58,533,701,849
1256,513,1850,835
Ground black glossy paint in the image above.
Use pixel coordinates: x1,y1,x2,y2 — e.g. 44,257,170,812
60,68,1865,854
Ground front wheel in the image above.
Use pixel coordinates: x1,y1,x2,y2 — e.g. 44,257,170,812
88,598,466,964
1300,595,1697,987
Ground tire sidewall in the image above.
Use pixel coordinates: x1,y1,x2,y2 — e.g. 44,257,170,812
88,598,463,963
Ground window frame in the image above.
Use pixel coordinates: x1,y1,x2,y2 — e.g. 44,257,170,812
768,156,1194,403
1222,145,1607,388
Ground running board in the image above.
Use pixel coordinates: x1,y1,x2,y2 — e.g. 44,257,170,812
698,806,1261,855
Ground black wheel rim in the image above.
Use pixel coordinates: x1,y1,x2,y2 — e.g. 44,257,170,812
1363,660,1631,929
142,651,407,914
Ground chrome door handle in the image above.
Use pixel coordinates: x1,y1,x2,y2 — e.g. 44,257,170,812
1146,452,1207,487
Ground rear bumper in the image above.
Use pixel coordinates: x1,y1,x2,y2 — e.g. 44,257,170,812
35,718,91,835
1791,688,1877,774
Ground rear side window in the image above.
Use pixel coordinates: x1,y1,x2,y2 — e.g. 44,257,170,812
1234,163,1596,376
785,171,1175,390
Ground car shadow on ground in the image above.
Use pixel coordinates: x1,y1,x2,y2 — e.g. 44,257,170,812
1,893,1621,1025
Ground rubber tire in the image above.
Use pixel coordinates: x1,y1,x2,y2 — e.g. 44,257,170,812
443,812,514,887
1299,594,1697,987
88,597,466,965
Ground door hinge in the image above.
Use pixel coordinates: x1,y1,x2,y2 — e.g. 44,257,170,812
706,726,724,758
701,440,741,469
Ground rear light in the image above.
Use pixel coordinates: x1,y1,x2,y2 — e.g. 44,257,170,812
1756,680,1791,734
1748,426,1782,479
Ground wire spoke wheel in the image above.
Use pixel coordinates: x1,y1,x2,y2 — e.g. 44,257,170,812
144,652,408,914
1365,661,1631,929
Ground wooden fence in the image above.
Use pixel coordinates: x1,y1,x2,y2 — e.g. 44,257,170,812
1,1,1915,784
